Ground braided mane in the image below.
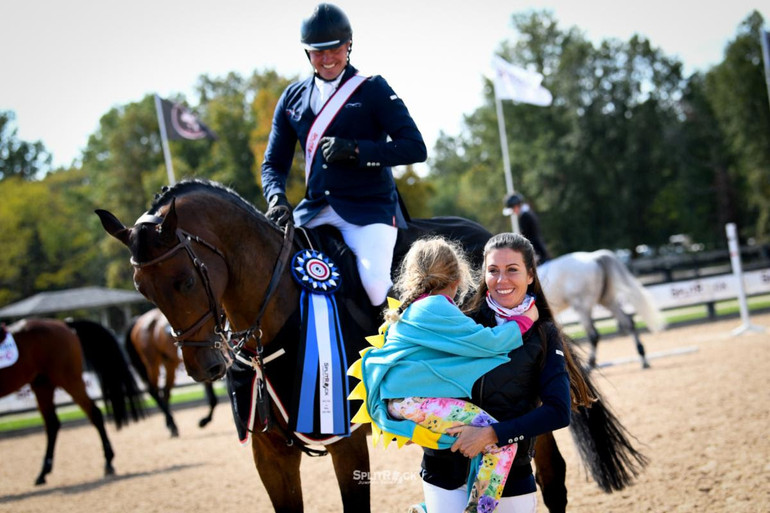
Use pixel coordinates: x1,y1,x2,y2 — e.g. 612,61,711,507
147,178,267,223
131,179,274,264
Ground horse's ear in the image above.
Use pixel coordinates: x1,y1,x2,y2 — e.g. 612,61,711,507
158,198,178,244
95,209,131,246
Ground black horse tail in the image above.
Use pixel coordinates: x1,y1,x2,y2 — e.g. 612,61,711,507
123,317,150,384
66,319,145,428
569,353,649,492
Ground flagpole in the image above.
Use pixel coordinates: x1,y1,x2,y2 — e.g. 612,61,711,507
154,94,176,185
494,86,520,233
490,56,552,234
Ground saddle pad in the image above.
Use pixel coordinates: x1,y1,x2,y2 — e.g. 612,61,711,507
0,332,19,369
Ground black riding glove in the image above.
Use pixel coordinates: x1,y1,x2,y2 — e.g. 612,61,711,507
320,137,358,163
266,193,292,227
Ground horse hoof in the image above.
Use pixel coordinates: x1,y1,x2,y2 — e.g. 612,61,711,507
34,476,46,486
642,361,651,369
105,464,116,477
170,427,180,438
199,418,211,428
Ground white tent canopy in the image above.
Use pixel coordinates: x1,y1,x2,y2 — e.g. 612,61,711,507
0,286,148,328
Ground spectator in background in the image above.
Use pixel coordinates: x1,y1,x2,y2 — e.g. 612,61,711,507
503,193,550,264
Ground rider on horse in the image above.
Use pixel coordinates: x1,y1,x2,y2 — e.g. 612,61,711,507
261,3,427,309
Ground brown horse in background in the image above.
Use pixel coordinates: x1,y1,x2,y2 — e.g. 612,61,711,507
125,308,219,437
0,318,143,485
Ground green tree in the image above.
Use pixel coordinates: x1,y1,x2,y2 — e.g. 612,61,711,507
0,177,42,303
429,10,688,255
669,73,734,247
0,111,51,180
250,69,303,210
191,72,261,203
395,165,435,219
0,170,101,305
79,97,163,288
79,94,228,288
702,10,770,243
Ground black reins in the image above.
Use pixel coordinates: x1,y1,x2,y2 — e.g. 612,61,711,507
228,220,295,368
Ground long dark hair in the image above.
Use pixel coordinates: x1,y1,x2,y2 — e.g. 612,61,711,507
465,232,594,409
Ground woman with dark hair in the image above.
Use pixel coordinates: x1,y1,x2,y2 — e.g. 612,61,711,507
416,232,593,513
352,236,539,512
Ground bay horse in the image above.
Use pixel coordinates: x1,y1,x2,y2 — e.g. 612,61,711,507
125,307,219,437
0,318,144,485
95,179,647,512
538,250,667,369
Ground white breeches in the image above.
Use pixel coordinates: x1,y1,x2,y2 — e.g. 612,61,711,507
422,481,537,513
305,205,397,305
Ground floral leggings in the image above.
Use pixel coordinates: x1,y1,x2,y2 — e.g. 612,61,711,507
388,397,517,513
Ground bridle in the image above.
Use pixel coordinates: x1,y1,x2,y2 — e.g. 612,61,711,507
131,221,229,348
131,214,296,361
131,212,296,436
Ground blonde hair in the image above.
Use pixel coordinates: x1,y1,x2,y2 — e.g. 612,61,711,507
384,237,474,323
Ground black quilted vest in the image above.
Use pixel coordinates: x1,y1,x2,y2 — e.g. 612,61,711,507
470,305,549,467
420,306,553,491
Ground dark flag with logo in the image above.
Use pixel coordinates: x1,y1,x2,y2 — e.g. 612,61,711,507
158,97,217,141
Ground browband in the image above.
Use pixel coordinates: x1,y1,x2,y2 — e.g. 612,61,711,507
135,212,164,225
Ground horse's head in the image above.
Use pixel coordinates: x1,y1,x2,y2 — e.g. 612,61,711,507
96,196,231,383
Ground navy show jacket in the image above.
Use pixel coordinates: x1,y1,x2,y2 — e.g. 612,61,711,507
261,65,427,228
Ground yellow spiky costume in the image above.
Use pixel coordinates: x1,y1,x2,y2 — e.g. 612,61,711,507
347,295,524,451
347,298,450,449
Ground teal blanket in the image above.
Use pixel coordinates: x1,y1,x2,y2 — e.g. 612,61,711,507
351,295,523,449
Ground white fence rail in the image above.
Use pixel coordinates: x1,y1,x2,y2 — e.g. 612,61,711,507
553,268,770,325
0,364,200,416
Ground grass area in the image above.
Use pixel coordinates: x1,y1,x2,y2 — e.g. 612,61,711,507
0,382,228,434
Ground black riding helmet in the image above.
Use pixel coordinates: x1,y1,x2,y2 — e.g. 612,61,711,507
504,193,524,209
301,3,352,52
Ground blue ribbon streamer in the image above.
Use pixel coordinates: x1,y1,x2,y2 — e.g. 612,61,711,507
292,249,350,436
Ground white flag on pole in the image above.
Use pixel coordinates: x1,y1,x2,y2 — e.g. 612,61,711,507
491,55,553,107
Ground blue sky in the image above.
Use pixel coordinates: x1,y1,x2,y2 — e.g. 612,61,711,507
1,0,766,169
